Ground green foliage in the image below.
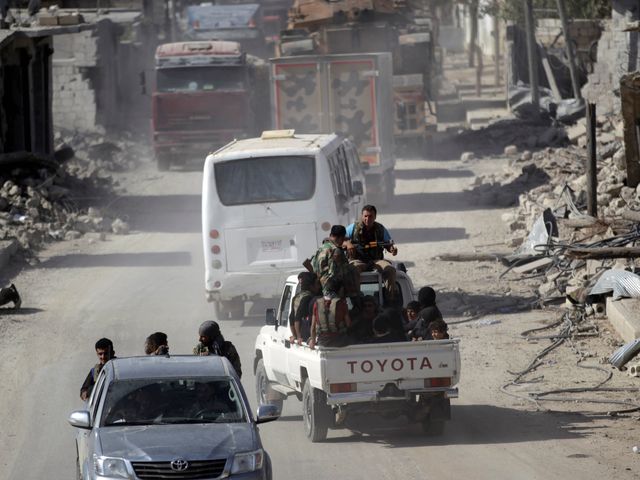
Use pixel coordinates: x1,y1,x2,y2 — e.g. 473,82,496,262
479,0,611,23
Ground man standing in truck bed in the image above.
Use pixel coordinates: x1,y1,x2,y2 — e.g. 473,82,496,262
345,205,399,302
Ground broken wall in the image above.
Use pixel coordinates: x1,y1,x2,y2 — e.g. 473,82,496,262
583,0,640,115
52,19,152,134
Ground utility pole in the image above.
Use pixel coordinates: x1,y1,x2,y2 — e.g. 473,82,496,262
468,0,479,68
556,0,582,99
586,103,597,216
493,15,500,86
523,0,539,113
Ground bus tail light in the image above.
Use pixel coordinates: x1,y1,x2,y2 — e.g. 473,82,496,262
211,245,221,254
212,260,223,270
321,222,331,232
424,378,452,388
209,229,220,239
330,383,356,394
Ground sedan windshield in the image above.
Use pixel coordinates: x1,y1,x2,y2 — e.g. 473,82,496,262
215,155,315,205
101,378,245,426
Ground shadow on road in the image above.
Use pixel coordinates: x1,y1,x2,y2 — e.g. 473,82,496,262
323,405,590,447
394,168,475,181
392,227,469,244
110,194,201,233
0,307,44,315
39,252,192,268
437,291,537,317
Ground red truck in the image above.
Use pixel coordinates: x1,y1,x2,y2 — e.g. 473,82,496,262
152,40,266,170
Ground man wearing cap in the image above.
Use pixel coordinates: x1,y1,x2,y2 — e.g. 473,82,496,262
193,321,242,378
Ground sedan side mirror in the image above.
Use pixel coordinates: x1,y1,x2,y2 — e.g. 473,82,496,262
256,404,280,424
265,308,277,326
351,180,364,196
68,410,91,429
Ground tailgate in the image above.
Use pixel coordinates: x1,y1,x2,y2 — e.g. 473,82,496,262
322,340,460,387
224,223,317,272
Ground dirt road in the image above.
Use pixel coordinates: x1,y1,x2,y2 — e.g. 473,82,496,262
0,152,637,479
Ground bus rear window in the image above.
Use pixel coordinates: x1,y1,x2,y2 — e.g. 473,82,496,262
214,156,315,205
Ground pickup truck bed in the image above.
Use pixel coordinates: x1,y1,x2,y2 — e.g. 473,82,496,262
254,271,461,442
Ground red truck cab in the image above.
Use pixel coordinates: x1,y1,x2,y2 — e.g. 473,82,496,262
152,41,253,170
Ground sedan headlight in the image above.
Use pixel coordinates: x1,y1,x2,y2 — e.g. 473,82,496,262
94,455,130,479
230,449,264,474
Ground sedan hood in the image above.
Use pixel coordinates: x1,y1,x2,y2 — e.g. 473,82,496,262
98,423,256,461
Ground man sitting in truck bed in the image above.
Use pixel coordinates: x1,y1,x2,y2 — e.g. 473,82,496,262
289,272,320,345
345,205,399,303
308,226,355,349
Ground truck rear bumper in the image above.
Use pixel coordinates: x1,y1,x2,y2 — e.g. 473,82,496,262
327,387,458,405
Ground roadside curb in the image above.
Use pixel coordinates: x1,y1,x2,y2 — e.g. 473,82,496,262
0,239,19,272
606,297,640,343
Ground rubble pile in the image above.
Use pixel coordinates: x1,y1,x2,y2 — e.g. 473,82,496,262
0,130,146,254
475,114,640,302
456,118,569,157
469,115,639,245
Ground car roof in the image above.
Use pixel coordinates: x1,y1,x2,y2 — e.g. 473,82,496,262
210,133,341,161
108,355,232,380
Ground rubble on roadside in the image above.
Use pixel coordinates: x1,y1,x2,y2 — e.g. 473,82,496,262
0,129,144,255
462,112,640,324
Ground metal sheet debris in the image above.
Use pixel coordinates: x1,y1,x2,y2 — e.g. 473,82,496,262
589,269,640,300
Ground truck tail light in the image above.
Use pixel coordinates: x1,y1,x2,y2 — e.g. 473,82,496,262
209,229,220,239
424,378,451,388
211,245,221,254
330,383,356,394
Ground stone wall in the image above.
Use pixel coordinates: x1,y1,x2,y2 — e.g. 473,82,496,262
52,30,99,131
51,20,154,135
583,0,640,115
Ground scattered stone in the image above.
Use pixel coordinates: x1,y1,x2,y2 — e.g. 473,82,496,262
504,145,518,155
520,150,532,161
64,230,82,241
460,151,475,161
111,218,130,235
613,148,626,170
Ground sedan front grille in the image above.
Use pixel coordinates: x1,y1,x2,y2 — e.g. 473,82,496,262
131,459,227,479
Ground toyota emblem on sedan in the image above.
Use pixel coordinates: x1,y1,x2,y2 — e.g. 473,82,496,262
171,459,189,471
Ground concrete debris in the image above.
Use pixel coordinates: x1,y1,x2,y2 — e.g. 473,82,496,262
504,145,518,155
111,218,130,235
460,151,475,161
491,112,640,327
0,129,146,256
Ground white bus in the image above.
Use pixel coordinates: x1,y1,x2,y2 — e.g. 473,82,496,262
202,130,367,318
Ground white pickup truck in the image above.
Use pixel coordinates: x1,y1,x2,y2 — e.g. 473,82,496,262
253,269,461,442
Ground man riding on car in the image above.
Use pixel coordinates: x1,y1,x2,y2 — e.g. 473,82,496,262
345,205,399,302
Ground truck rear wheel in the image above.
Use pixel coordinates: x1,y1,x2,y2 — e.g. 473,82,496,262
255,359,284,412
302,380,331,442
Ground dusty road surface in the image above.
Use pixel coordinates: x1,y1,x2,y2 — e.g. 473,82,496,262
0,152,637,480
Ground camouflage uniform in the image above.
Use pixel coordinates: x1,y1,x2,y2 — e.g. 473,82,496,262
312,239,358,298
